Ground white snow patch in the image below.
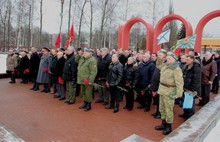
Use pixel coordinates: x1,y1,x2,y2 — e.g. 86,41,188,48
0,126,24,142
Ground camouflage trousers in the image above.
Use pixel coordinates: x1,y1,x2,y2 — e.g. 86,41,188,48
159,94,175,124
81,84,93,103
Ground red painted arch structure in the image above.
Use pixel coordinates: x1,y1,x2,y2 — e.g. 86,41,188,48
118,17,154,53
118,10,220,53
195,10,220,52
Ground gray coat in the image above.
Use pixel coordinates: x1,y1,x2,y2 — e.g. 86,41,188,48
36,54,52,83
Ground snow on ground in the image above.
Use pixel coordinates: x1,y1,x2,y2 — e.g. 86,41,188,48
0,126,24,142
0,54,7,74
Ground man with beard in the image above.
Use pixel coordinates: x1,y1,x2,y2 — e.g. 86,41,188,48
198,52,217,106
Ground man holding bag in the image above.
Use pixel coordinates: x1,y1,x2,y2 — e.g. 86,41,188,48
179,55,201,120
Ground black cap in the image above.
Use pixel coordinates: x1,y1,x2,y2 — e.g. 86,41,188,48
42,47,50,52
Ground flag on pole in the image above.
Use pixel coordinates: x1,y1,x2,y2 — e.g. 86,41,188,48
157,29,171,45
55,33,61,48
176,35,196,49
69,24,74,40
65,24,75,48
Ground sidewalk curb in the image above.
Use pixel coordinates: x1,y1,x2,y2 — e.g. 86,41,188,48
161,95,220,142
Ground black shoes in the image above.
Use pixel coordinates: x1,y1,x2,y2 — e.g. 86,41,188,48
137,105,144,109
79,102,87,109
113,108,119,113
105,106,114,109
123,106,128,109
84,102,91,111
9,81,15,83
155,120,166,130
103,102,109,106
144,107,150,112
59,97,65,101
95,100,103,103
163,123,172,135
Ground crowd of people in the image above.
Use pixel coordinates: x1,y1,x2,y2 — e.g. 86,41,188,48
6,46,220,135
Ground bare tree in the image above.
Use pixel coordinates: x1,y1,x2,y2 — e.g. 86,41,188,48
89,0,93,48
39,0,43,47
77,0,87,48
59,0,65,47
68,0,72,33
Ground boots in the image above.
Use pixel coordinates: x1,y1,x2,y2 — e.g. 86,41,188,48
155,120,166,130
163,123,172,135
84,102,91,111
114,103,119,113
79,101,87,109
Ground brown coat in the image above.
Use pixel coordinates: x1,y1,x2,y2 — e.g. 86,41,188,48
6,54,18,71
201,58,217,84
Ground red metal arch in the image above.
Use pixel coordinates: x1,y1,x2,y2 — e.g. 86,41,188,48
118,17,154,53
195,10,220,53
153,14,193,53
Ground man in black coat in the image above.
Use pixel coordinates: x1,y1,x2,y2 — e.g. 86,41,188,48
211,51,220,94
20,51,30,83
105,54,123,113
149,50,167,118
95,47,111,105
54,51,66,100
62,46,77,104
179,55,201,119
30,47,40,90
136,53,155,112
49,49,58,94
123,57,139,111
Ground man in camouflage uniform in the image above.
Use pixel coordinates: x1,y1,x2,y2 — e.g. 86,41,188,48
77,48,97,111
155,53,184,135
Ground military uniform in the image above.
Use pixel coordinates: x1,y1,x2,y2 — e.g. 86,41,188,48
77,54,97,110
155,56,184,135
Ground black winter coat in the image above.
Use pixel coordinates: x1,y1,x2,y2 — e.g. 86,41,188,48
50,55,58,73
29,52,40,76
149,67,160,92
137,60,155,89
214,57,220,76
20,55,30,72
54,57,65,83
97,54,111,79
123,63,139,87
62,53,77,84
107,61,123,86
183,62,201,96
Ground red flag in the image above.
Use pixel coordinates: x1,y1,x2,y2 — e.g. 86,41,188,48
69,24,74,40
55,33,61,48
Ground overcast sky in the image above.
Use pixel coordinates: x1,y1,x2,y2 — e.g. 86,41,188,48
41,0,220,37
